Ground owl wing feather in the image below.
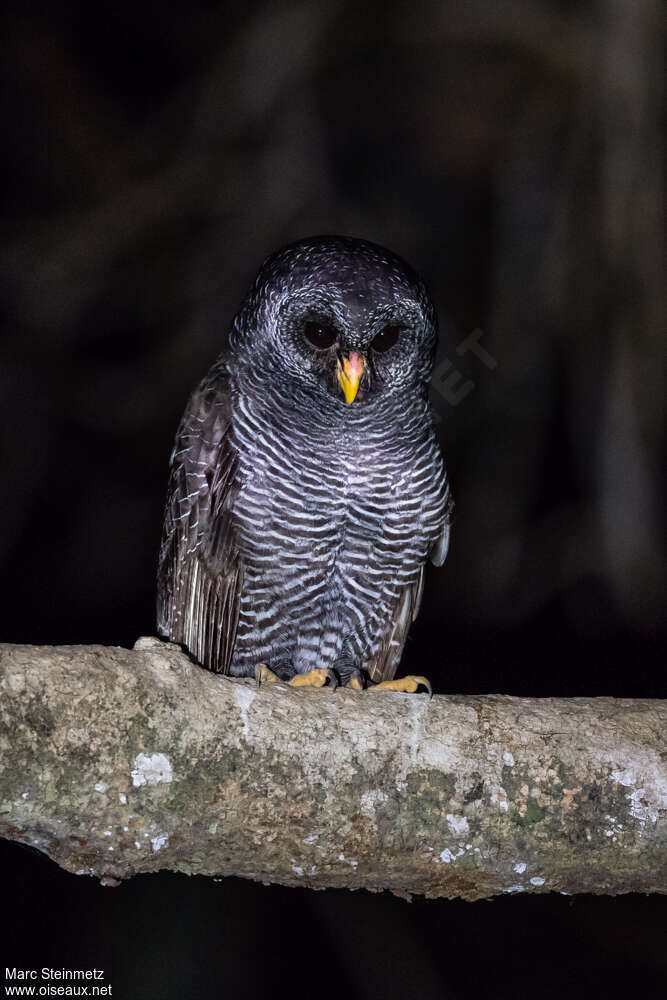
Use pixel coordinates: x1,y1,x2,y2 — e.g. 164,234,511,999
365,569,424,684
157,367,242,674
366,480,453,683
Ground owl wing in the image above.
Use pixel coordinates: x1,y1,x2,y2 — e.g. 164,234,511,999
366,479,453,684
365,568,426,684
157,367,243,674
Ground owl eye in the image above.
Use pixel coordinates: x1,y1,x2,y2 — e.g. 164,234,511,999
370,325,400,353
303,322,338,350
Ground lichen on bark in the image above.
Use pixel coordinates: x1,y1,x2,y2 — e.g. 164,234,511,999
0,639,665,900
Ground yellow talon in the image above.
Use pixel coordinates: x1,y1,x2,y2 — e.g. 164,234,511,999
254,663,282,687
345,670,365,691
289,668,336,689
369,675,432,696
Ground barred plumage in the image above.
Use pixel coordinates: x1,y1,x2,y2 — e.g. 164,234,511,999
157,236,453,685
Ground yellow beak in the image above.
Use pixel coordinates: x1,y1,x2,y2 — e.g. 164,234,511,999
337,352,365,404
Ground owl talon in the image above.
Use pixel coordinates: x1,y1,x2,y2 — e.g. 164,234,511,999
254,663,283,688
289,668,338,689
369,675,432,696
344,669,365,691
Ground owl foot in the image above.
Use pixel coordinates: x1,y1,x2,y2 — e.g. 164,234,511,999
344,669,365,691
289,668,338,689
369,675,432,696
254,663,283,687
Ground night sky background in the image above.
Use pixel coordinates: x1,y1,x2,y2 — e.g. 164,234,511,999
2,1,665,997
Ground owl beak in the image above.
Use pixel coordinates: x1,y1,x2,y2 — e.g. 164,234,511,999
337,352,365,404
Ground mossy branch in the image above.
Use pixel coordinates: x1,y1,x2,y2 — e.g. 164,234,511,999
0,640,665,899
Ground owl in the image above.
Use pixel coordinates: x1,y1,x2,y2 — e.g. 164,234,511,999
157,237,452,692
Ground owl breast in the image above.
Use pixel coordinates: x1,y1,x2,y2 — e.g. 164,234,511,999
228,388,446,678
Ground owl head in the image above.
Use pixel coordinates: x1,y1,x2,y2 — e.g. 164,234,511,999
230,236,438,410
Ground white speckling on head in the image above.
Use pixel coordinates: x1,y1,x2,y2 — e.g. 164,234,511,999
131,753,173,787
446,813,470,836
530,876,545,886
151,833,169,852
513,862,527,874
502,752,515,767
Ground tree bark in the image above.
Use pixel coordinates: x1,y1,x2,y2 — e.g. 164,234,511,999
0,639,664,899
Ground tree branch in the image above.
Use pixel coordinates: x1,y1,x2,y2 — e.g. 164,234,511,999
0,640,664,899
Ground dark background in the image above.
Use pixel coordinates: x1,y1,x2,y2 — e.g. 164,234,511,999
2,1,664,997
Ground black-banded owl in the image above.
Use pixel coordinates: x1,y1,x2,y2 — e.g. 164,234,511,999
157,237,453,692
